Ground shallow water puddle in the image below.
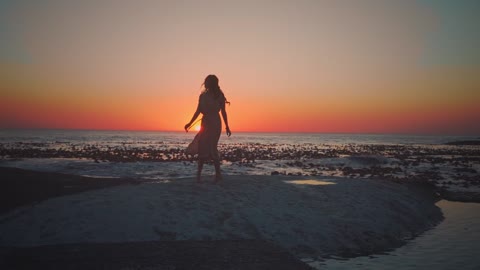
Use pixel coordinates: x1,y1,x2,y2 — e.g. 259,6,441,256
284,179,336,186
307,200,480,269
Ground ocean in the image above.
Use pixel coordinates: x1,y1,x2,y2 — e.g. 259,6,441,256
0,129,478,181
0,129,475,146
1,129,479,269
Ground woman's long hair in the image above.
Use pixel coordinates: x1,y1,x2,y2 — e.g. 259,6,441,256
203,74,230,105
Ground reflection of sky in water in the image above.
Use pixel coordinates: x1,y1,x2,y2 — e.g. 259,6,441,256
307,200,480,269
284,180,336,186
1,130,478,146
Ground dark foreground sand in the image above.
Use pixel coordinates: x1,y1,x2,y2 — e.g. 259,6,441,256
0,167,313,269
0,240,312,270
0,167,443,269
0,167,139,214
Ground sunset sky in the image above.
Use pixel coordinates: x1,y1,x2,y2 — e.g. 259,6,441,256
1,0,479,134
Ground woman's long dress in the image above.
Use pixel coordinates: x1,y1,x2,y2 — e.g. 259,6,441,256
198,91,225,161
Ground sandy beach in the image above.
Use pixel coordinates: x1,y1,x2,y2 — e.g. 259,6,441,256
0,167,443,268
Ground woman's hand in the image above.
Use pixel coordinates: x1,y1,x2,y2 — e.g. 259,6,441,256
226,126,232,137
184,123,191,132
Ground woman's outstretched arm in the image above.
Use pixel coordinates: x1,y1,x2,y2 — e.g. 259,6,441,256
184,103,201,132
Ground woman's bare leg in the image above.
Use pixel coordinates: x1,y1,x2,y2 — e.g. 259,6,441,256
214,160,222,182
197,160,204,183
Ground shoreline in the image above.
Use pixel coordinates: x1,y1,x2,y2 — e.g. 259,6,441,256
2,137,479,203
0,167,444,265
308,200,480,269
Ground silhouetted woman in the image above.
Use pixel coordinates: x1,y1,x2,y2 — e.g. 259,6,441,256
185,75,231,183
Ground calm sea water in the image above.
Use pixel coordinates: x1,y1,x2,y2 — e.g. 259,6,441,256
0,129,476,146
1,129,477,180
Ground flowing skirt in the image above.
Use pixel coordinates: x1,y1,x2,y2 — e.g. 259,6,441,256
198,113,221,161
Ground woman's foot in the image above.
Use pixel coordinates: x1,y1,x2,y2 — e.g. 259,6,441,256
196,174,203,184
213,160,222,183
213,174,223,183
197,161,204,184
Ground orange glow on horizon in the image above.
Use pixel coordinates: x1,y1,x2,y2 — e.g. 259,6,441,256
2,89,478,135
1,2,479,135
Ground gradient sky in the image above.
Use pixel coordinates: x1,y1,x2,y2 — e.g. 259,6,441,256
1,0,479,134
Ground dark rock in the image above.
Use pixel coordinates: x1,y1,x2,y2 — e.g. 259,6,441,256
445,140,480,145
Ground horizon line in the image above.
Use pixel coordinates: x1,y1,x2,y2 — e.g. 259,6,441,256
0,127,478,137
